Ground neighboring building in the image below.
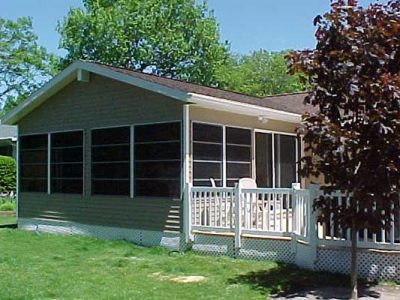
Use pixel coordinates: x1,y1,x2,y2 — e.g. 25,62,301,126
1,61,312,247
0,125,17,158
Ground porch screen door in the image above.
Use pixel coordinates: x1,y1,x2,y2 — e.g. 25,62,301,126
255,132,297,188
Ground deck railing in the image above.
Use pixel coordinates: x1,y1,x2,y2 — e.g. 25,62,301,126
186,184,400,251
317,191,400,249
187,184,311,247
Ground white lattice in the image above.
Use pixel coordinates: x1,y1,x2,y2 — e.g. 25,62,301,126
238,237,295,263
316,248,400,282
192,234,235,257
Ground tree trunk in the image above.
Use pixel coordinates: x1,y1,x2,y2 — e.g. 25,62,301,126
350,223,358,299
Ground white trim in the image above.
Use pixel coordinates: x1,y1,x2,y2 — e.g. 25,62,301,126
15,125,19,220
222,126,227,187
188,93,301,124
47,133,51,195
130,125,134,198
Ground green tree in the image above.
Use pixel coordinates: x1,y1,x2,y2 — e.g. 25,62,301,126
217,50,307,97
0,17,57,116
288,0,400,298
57,0,229,86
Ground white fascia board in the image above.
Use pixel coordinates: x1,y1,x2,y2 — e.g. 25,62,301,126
1,61,190,125
82,63,190,102
188,93,302,124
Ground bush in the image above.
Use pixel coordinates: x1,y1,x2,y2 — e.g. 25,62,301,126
0,156,16,194
0,201,15,211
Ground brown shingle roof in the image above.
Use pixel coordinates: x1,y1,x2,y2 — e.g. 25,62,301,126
88,61,315,115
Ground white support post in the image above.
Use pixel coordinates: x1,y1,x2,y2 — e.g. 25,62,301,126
184,182,193,243
182,104,192,244
15,126,19,223
234,183,242,251
308,184,319,267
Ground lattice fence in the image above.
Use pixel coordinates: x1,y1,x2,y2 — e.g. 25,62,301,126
316,248,400,282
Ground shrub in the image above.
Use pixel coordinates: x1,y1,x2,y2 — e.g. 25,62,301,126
0,156,16,194
0,201,15,211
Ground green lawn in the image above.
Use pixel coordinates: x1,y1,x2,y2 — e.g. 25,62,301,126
0,214,16,226
0,229,349,299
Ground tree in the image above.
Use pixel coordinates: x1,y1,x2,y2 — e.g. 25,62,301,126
288,1,400,298
216,50,307,97
57,0,229,86
0,17,57,116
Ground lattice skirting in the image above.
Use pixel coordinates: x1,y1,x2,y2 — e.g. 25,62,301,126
316,247,400,282
192,233,295,264
18,218,184,251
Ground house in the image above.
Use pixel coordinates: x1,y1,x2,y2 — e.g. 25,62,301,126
2,61,399,282
1,60,310,239
0,125,17,158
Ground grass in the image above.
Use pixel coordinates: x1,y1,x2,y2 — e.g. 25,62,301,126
0,215,16,226
0,229,353,300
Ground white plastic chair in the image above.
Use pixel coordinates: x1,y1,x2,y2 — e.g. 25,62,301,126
238,178,258,228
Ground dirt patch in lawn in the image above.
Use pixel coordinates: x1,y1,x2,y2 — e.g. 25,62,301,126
150,272,206,284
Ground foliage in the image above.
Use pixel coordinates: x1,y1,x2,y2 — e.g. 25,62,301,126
0,156,16,194
288,1,400,297
0,17,57,116
57,0,229,86
0,230,351,299
0,197,16,211
217,50,307,97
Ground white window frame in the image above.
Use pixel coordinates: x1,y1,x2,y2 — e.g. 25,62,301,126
191,121,253,187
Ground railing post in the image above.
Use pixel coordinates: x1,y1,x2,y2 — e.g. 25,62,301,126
290,183,300,253
308,184,319,266
184,182,193,244
234,183,242,253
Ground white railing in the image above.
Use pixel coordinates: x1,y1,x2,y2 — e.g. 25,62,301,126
187,184,400,251
317,191,400,249
190,186,235,232
239,188,292,235
188,184,311,246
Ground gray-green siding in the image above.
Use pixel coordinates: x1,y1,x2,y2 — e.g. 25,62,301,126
18,74,183,232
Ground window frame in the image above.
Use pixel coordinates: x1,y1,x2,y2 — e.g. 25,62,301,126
254,128,299,188
191,121,253,188
133,121,182,198
50,129,85,195
89,120,182,198
19,133,49,193
191,121,300,188
90,125,131,197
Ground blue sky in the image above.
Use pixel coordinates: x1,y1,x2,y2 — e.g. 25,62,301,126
1,0,382,56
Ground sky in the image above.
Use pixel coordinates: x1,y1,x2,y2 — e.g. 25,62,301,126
0,0,384,56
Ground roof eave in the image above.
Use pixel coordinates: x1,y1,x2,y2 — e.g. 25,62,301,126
188,93,302,124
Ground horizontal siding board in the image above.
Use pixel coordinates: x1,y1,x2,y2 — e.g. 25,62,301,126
19,194,181,232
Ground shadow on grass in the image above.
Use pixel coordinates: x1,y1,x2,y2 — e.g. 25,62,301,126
228,263,381,299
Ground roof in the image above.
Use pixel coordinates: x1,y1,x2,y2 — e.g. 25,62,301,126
93,62,313,115
1,61,315,125
0,125,17,140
